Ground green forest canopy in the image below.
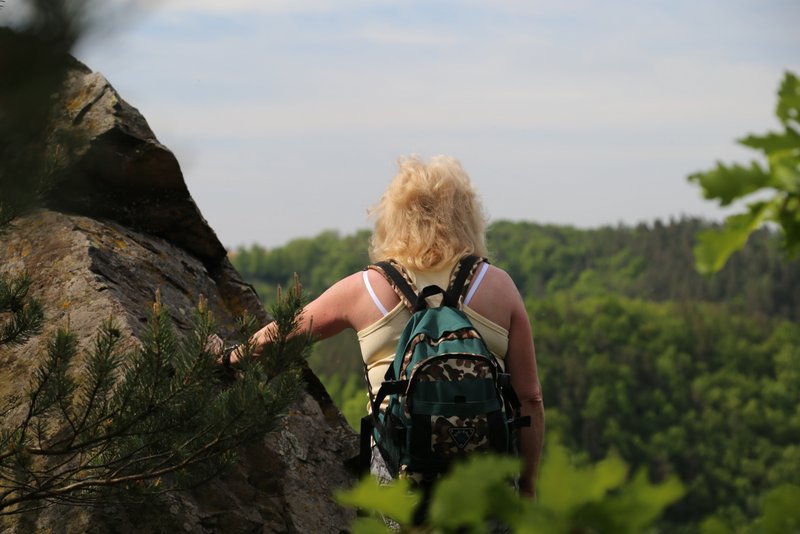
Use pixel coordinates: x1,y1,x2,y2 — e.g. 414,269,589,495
230,218,800,531
233,219,800,321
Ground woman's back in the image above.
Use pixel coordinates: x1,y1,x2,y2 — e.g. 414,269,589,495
356,259,514,396
355,263,516,333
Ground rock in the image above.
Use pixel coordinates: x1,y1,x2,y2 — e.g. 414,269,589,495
45,63,226,267
0,54,358,532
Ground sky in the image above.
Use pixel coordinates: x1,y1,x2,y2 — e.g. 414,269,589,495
5,0,800,249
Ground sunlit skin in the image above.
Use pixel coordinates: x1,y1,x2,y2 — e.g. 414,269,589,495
223,263,545,497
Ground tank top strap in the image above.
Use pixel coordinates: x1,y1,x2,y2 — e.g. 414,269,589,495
362,270,389,316
463,261,490,306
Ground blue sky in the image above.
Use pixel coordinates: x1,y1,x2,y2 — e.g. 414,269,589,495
5,0,800,249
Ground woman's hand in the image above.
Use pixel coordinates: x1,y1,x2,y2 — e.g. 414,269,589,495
205,333,244,377
204,333,225,362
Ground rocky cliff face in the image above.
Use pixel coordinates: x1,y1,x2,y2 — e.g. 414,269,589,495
0,57,358,533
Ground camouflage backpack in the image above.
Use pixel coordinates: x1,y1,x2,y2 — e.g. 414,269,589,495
361,255,529,482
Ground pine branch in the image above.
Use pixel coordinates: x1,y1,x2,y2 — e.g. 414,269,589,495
73,319,123,435
0,436,225,511
0,279,313,514
0,273,44,347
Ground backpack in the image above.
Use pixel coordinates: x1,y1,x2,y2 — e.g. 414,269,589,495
359,255,530,483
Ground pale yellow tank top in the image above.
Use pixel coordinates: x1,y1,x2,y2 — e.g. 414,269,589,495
357,260,509,398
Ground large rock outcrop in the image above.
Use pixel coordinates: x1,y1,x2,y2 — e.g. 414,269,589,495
0,56,358,532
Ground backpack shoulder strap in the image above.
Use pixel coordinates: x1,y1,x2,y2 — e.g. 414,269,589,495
448,255,489,305
368,261,418,312
369,256,490,311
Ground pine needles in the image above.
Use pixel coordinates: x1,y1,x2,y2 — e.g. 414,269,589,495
0,282,312,515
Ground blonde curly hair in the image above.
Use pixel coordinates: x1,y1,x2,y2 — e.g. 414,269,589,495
368,155,489,271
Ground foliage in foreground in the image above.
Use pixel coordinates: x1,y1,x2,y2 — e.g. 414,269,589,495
690,71,800,274
337,439,685,533
339,442,799,534
0,284,312,515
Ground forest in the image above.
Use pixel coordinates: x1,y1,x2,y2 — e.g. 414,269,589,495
231,219,800,532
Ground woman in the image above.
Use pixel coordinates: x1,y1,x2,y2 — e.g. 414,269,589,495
223,155,544,497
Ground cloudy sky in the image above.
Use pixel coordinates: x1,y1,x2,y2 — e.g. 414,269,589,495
6,1,800,249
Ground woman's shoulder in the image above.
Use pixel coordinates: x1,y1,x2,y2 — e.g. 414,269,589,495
482,262,517,290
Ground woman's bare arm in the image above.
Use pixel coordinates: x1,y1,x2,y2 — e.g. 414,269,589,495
504,277,545,498
227,271,383,364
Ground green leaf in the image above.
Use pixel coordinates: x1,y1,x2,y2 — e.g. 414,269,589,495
758,484,800,534
538,440,627,514
691,71,800,270
428,455,522,529
776,72,800,128
770,151,800,193
693,202,772,274
514,506,564,534
688,161,771,206
350,517,394,534
739,128,800,156
601,470,685,533
590,453,629,496
336,475,420,526
777,195,800,257
699,516,734,534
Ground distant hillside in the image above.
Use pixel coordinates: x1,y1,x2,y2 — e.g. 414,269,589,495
232,218,800,321
489,218,800,321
